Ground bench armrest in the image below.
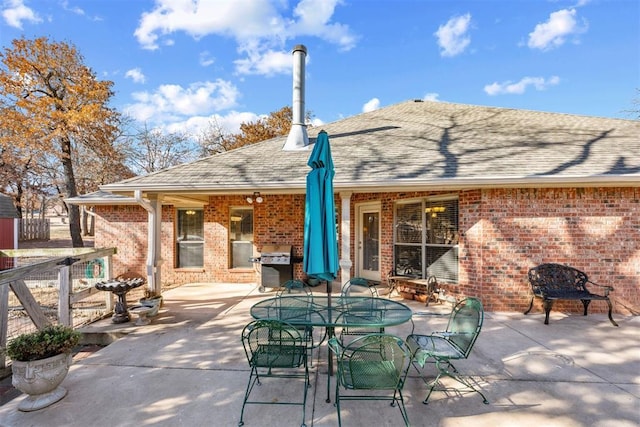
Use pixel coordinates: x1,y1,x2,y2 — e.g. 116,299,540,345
586,280,614,296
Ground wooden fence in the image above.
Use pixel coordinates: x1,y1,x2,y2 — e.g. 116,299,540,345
0,247,117,373
18,218,50,241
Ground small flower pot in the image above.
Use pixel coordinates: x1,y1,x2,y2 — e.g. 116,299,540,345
139,295,163,317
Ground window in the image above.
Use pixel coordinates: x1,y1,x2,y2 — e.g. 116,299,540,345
394,197,459,282
230,207,253,268
176,209,204,268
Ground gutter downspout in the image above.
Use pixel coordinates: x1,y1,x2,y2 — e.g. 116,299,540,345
135,190,162,296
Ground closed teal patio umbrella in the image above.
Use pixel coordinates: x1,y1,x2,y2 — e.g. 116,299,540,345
303,130,339,285
303,131,340,403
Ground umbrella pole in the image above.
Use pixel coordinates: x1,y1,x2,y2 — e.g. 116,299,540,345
326,280,334,403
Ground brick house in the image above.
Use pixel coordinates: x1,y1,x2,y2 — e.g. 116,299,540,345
67,97,640,316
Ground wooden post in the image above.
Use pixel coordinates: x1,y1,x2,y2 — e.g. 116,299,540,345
58,265,72,326
0,283,8,370
103,255,114,312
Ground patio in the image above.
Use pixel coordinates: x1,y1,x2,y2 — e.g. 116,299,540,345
1,282,638,427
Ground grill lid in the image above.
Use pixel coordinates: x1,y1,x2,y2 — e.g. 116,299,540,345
260,245,292,265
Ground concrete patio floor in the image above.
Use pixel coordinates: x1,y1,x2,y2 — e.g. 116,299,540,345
1,282,638,427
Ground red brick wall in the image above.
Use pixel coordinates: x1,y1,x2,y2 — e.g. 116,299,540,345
471,188,640,314
95,205,148,278
95,194,306,285
94,187,639,315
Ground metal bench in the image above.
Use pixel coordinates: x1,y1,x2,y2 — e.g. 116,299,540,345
524,263,618,326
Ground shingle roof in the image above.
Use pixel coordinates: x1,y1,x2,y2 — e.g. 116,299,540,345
0,194,19,218
101,100,640,195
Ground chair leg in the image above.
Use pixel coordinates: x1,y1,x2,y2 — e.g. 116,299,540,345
422,360,489,405
606,299,619,327
392,389,410,426
524,297,534,315
238,364,309,427
543,299,554,324
334,376,342,427
238,367,260,426
581,299,591,316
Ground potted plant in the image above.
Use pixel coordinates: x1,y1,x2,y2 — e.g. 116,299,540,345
4,324,81,412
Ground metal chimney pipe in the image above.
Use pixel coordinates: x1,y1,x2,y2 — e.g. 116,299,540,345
283,45,309,150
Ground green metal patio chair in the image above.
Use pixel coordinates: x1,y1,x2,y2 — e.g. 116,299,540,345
239,319,310,427
406,297,489,404
328,333,411,427
275,284,326,366
276,279,313,297
339,277,383,342
341,277,378,297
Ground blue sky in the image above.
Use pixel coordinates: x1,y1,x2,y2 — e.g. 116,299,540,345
1,0,638,140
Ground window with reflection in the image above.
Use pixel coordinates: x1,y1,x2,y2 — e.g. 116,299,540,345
176,209,204,268
394,197,459,282
230,207,254,268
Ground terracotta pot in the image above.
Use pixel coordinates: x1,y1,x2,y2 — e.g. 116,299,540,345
11,353,72,412
414,294,428,303
399,291,414,300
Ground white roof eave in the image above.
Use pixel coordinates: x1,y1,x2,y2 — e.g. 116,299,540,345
69,174,640,206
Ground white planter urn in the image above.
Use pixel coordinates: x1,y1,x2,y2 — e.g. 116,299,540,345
11,353,72,411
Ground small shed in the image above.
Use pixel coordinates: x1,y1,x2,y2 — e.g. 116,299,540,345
0,194,19,270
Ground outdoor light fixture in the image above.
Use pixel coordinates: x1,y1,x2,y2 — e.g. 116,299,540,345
246,192,263,204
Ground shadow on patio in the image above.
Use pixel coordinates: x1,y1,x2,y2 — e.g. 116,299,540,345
1,282,638,427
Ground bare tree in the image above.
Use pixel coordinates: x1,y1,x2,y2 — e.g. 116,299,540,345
622,88,639,120
197,117,235,155
118,123,198,174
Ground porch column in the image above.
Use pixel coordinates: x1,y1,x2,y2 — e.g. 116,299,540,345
149,195,163,296
339,192,352,285
135,191,163,296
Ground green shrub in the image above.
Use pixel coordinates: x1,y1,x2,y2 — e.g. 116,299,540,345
5,325,81,362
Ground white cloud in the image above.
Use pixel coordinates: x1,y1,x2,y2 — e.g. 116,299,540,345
423,93,440,102
309,117,324,127
125,68,146,84
125,79,241,123
164,110,260,136
288,0,358,52
2,0,42,28
435,13,472,57
61,0,84,16
199,51,215,67
528,8,588,51
234,48,292,76
484,76,560,95
362,98,380,113
133,0,357,75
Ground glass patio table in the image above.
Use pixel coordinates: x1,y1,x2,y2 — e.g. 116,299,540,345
250,295,413,402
